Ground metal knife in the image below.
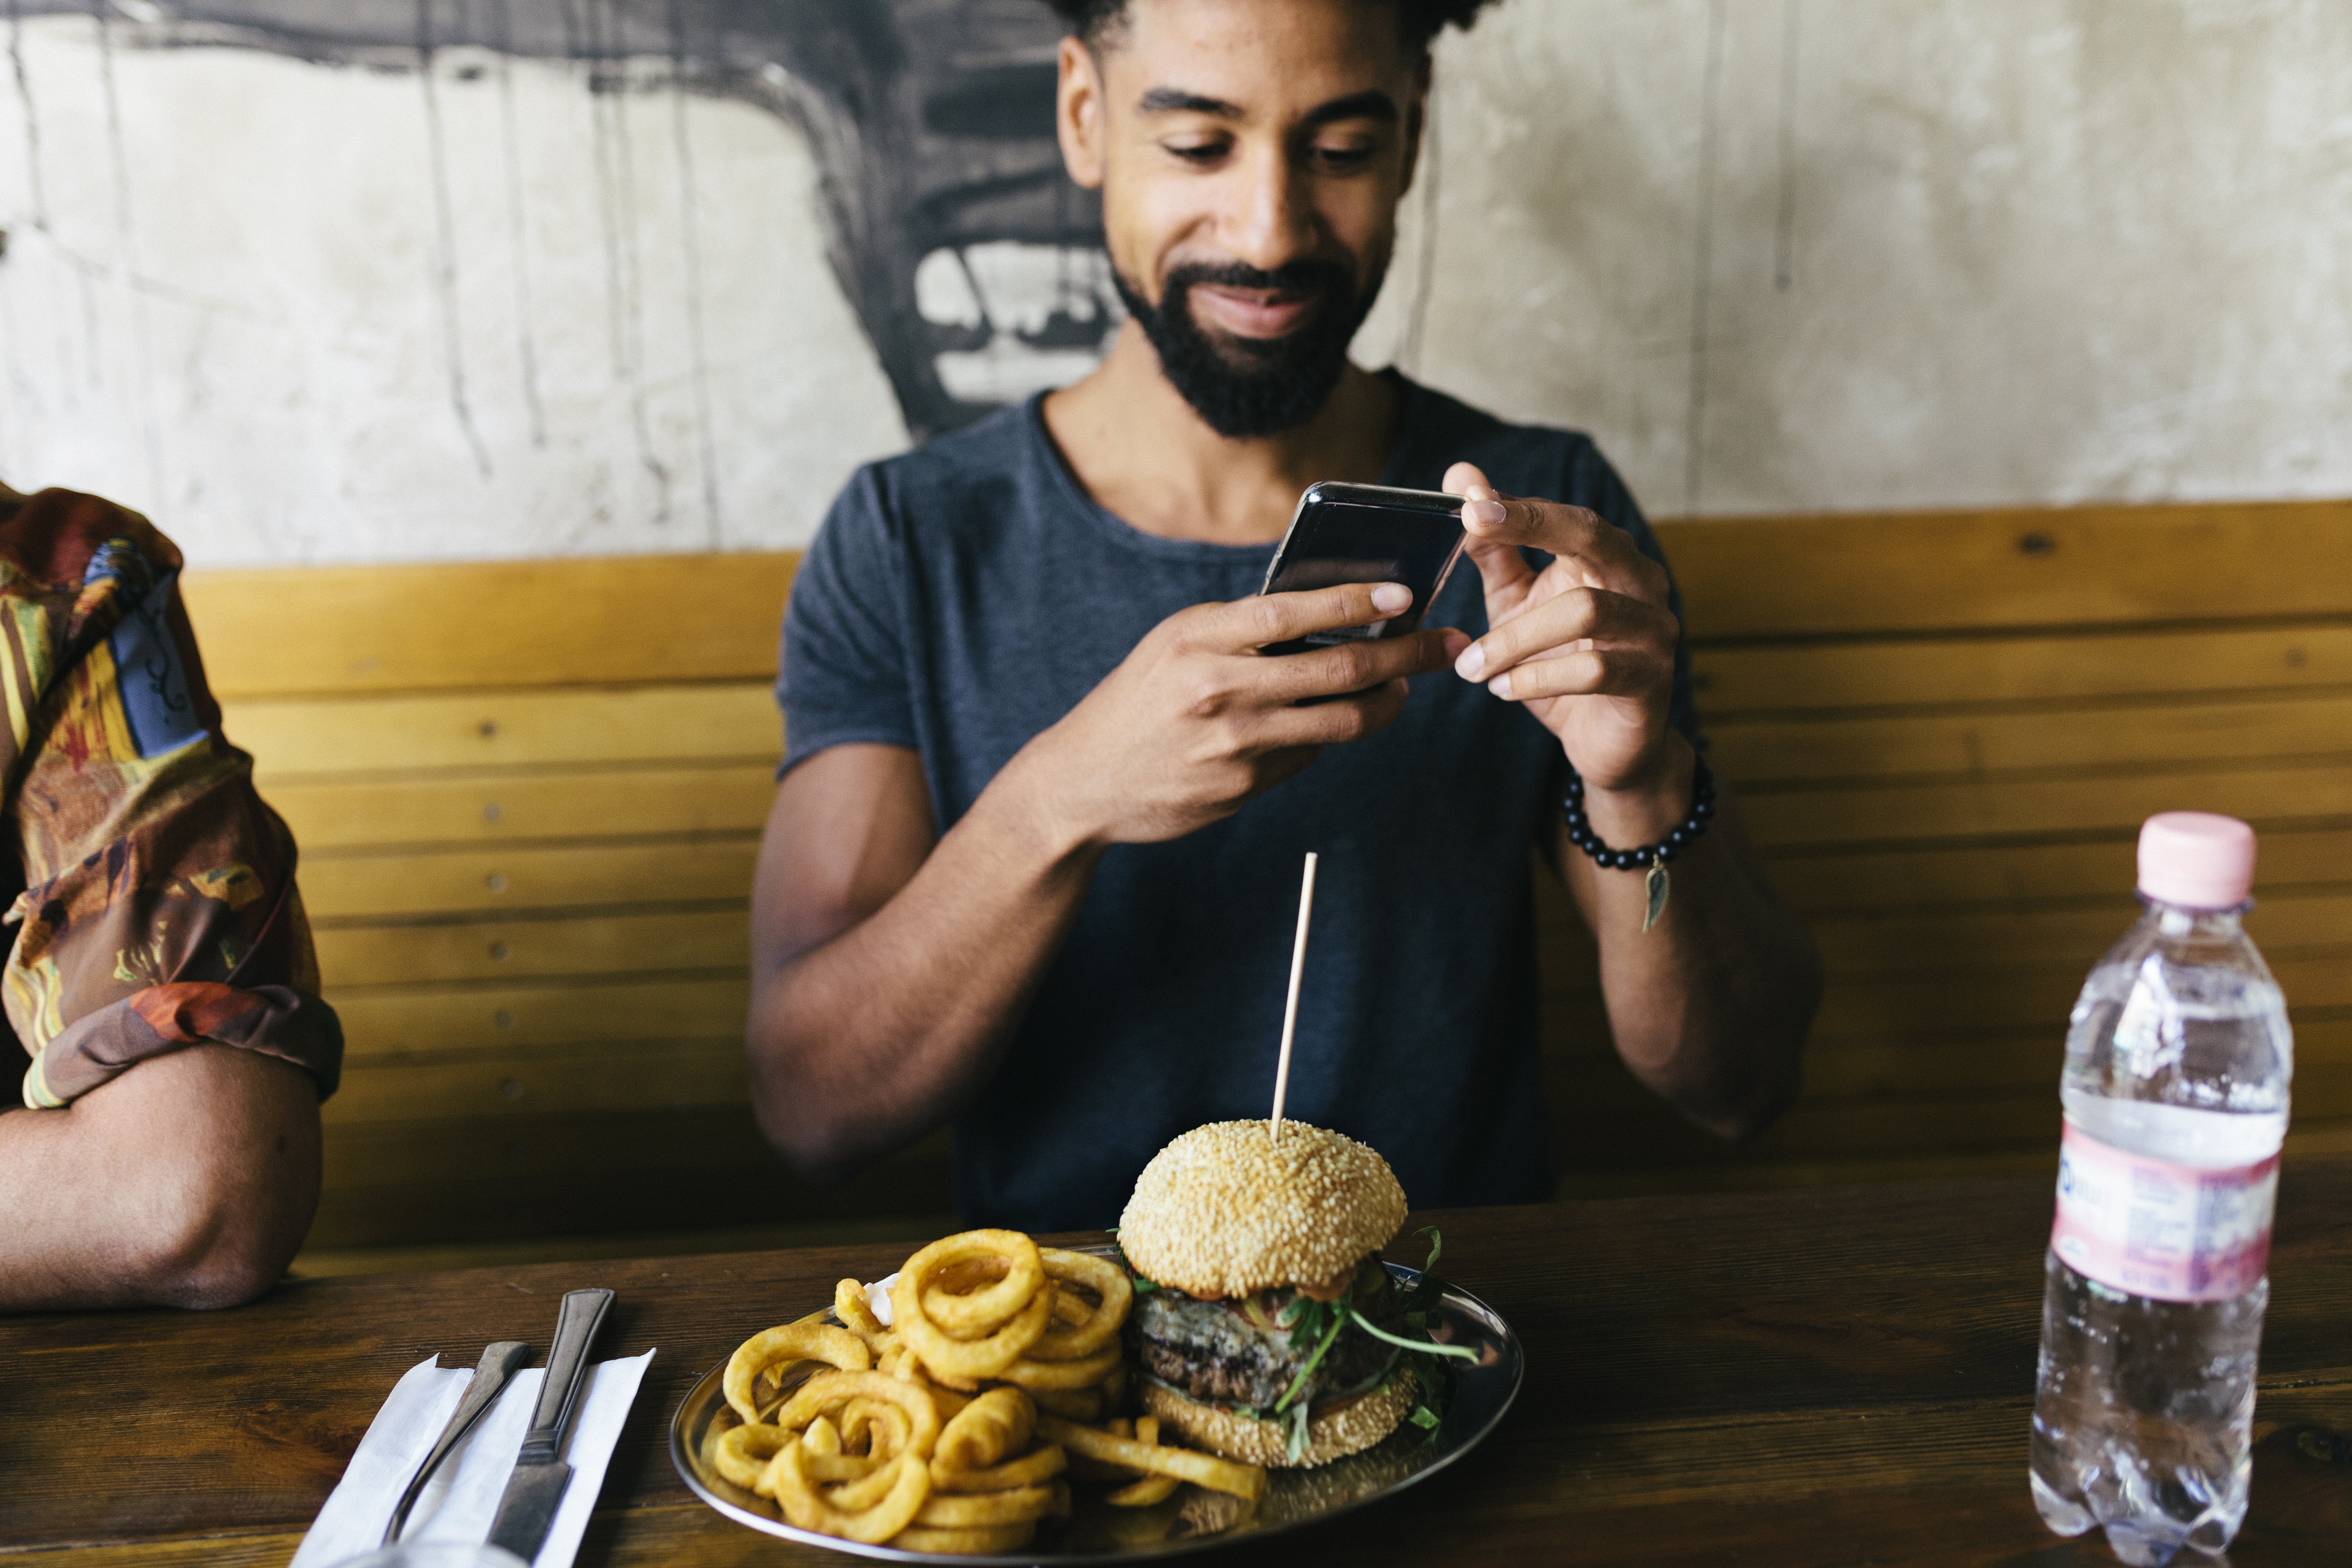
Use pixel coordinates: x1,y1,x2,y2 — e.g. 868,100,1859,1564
383,1339,532,1547
484,1288,615,1563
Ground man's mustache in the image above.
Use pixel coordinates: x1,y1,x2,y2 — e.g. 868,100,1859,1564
1163,260,1354,301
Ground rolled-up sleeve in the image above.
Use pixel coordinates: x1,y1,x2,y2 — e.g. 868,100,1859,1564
1,490,340,1109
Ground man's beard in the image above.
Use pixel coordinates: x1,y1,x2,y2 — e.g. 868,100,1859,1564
1112,256,1386,439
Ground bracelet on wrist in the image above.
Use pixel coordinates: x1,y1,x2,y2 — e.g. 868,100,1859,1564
1563,753,1715,931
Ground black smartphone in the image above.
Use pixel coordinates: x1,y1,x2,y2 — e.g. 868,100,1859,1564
1257,481,1469,656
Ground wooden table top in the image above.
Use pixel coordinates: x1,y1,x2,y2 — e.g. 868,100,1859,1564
4,1160,2347,1567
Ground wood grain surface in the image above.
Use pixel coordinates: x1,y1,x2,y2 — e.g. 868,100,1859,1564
5,1162,2347,1565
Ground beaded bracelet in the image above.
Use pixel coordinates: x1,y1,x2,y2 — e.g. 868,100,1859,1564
1563,753,1715,932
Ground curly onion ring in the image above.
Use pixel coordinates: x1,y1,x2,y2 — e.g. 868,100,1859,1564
712,1423,792,1494
898,1230,1044,1338
774,1370,944,1462
895,1523,1036,1554
767,1440,932,1545
725,1322,872,1426
930,1442,1068,1494
991,1343,1124,1391
1027,1248,1135,1361
913,1482,1061,1528
834,1278,890,1348
934,1387,1034,1472
893,1245,1054,1382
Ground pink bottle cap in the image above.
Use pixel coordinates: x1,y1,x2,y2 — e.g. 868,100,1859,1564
2137,812,2256,910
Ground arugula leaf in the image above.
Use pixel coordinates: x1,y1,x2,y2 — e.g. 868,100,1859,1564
1409,1405,1441,1430
1347,1307,1480,1361
1273,1278,1354,1413
1417,1225,1444,1275
1285,1400,1311,1462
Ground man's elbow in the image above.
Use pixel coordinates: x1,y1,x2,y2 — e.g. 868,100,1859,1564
134,1155,317,1310
1714,949,1821,1142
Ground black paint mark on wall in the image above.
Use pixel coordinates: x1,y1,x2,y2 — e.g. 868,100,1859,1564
491,0,548,446
12,0,1112,441
7,0,49,229
416,0,495,476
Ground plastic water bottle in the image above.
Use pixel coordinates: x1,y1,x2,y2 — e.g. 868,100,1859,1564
2029,812,2292,1565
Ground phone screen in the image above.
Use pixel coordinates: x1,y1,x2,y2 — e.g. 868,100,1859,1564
1258,482,1468,655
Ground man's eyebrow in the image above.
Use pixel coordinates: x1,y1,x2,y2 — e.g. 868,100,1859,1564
1133,88,1401,128
1138,87,1244,118
1301,90,1400,129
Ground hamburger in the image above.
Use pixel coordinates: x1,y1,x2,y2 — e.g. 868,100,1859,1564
1116,1120,1429,1469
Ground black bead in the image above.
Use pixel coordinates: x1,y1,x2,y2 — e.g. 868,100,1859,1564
1565,809,1587,830
1667,827,1688,847
1659,843,1679,863
1694,798,1714,820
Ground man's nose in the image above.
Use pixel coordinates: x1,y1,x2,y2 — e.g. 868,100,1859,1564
1221,143,1318,276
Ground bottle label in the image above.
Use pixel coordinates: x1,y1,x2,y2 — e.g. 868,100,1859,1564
2050,1120,2277,1302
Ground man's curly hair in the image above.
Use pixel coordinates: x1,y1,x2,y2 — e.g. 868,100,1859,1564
1042,0,1502,55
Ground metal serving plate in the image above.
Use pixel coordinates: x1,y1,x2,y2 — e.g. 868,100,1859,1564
668,1255,1525,1564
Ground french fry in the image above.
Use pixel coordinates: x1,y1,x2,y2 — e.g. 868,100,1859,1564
802,1415,843,1457
1028,1385,1103,1422
898,1231,1045,1337
1106,1416,1181,1506
1038,1414,1266,1501
835,1278,889,1348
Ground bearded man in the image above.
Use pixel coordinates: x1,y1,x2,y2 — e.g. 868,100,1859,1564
747,0,1821,1228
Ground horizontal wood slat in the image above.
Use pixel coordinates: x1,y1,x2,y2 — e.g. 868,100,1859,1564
226,684,777,779
1654,498,2352,640
1755,828,2352,916
267,764,775,851
327,1038,750,1125
1692,622,2352,718
315,909,747,989
299,839,760,921
1712,692,2352,788
182,553,800,699
1738,758,2352,851
334,977,747,1059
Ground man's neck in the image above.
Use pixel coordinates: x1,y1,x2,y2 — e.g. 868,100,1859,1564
1041,320,1403,547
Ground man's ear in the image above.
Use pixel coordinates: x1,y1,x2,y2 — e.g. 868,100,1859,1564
1399,54,1433,197
1057,34,1107,191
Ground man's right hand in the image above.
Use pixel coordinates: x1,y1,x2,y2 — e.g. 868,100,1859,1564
1003,581,1466,850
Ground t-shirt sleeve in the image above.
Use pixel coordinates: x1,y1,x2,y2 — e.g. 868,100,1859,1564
1562,441,1709,750
779,464,921,776
5,497,342,1110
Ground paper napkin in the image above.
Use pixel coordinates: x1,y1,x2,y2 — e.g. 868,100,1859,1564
290,1349,656,1568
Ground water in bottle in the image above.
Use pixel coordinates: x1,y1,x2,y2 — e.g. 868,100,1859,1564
2029,812,2292,1565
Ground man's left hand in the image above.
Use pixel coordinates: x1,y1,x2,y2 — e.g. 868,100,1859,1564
1442,462,1684,794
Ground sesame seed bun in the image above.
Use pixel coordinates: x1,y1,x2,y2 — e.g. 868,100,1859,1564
1141,1371,1418,1469
1119,1121,1409,1299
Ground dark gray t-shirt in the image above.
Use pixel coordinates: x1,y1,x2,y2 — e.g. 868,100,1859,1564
781,377,1698,1230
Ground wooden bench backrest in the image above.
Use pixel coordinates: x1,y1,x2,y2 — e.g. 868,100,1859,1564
1542,498,2352,1192
180,498,2352,1246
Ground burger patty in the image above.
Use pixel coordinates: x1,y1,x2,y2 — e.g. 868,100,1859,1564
1132,1256,1406,1411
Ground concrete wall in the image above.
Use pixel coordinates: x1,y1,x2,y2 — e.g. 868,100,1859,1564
0,1,2344,566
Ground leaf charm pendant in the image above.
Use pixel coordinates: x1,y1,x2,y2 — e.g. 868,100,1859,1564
1643,864,1670,933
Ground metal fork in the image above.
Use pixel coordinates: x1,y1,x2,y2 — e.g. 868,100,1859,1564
382,1341,532,1547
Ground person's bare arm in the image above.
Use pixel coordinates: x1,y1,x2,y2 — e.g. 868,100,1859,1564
1444,464,1820,1138
0,1045,321,1311
748,582,1464,1179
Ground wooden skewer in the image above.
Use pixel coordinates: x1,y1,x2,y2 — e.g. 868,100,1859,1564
1270,852,1319,1144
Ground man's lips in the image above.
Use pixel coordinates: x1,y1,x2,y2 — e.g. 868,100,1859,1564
1188,284,1321,339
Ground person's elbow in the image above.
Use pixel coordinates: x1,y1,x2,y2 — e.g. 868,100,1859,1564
133,1057,322,1310
1710,938,1823,1143
748,1021,869,1188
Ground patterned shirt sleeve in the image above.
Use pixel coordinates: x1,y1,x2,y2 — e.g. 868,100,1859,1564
0,488,342,1109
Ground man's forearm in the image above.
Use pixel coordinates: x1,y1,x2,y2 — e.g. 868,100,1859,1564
1570,751,1821,1139
0,1045,321,1311
748,763,1104,1179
